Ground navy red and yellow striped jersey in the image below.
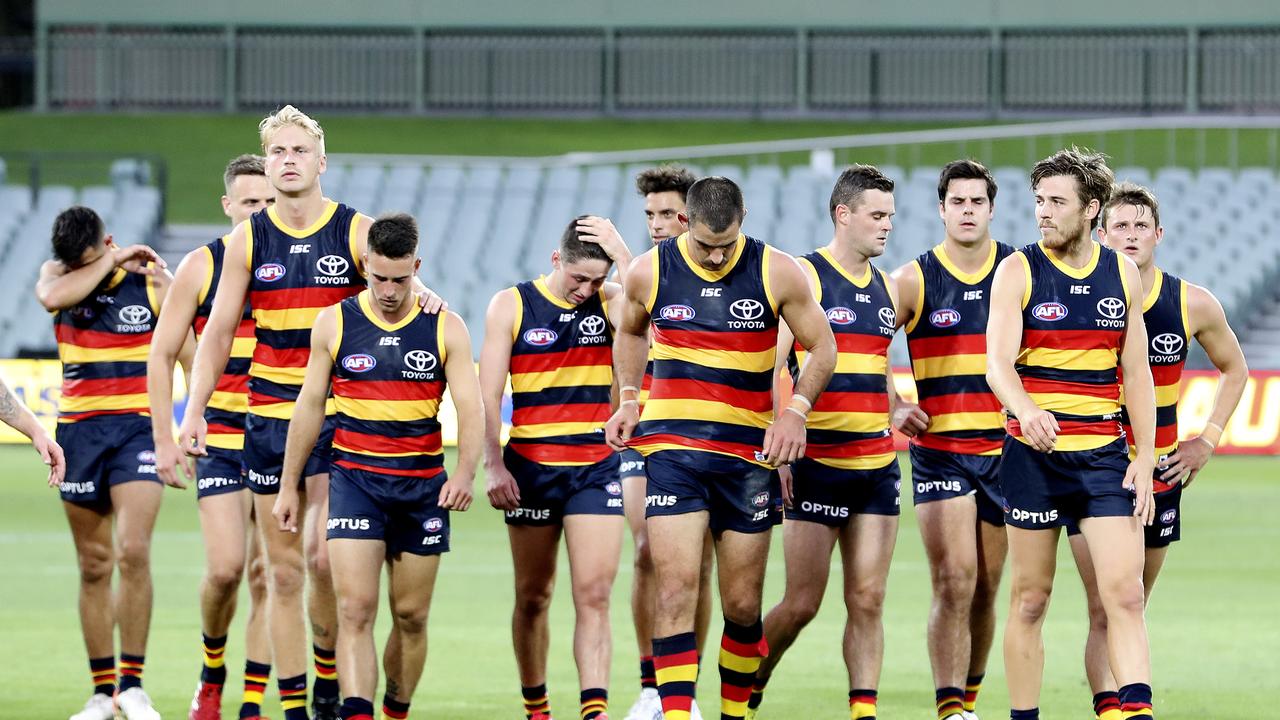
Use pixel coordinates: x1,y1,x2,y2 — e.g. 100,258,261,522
1120,268,1189,492
1012,241,1133,452
193,236,256,450
791,248,897,470
245,201,364,418
54,267,158,422
633,234,779,467
330,292,447,478
506,276,615,466
905,240,1017,456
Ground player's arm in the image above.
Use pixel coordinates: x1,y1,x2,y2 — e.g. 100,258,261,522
890,260,921,330
577,216,634,280
273,305,337,532
985,254,1058,453
604,251,656,451
147,249,204,489
352,214,446,313
178,225,250,454
440,311,482,512
34,242,163,311
1116,256,1156,525
1163,283,1248,486
0,375,64,486
763,249,836,467
479,289,521,510
884,269,929,436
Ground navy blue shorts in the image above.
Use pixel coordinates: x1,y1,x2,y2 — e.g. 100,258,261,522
644,450,782,534
502,447,623,525
618,448,646,480
326,464,451,556
242,414,335,494
57,415,159,507
1065,483,1181,548
785,457,901,525
910,444,1006,527
196,446,247,499
999,436,1134,530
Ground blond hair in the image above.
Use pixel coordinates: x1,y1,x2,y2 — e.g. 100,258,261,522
258,105,325,154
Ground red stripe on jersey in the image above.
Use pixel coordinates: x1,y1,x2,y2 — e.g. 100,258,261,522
907,333,986,359
54,325,150,349
511,402,612,427
1007,418,1120,437
252,344,310,369
918,391,1004,415
833,332,889,355
653,327,776,353
193,316,255,338
630,432,762,461
806,434,895,458
813,390,890,414
332,378,444,401
333,459,445,479
215,374,249,395
509,345,612,375
914,434,1004,455
334,427,442,455
1154,423,1178,449
61,376,148,397
207,422,242,436
508,442,614,464
1024,328,1122,351
250,285,359,311
1151,363,1184,385
1021,376,1120,399
61,407,147,421
646,378,772,413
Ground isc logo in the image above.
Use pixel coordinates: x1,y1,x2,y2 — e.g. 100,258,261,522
1032,302,1068,322
523,328,558,346
929,308,961,328
255,263,286,283
342,354,377,372
826,307,856,325
379,336,400,346
660,304,695,321
700,287,722,297
289,243,311,254
963,290,983,301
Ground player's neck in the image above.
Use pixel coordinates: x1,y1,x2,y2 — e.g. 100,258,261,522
369,293,413,324
940,236,991,273
1139,262,1159,294
272,188,328,230
825,238,871,277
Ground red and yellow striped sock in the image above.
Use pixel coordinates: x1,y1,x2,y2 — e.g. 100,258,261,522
579,688,607,719
849,688,878,719
381,694,410,720
89,656,116,696
640,655,658,690
1094,690,1122,719
719,619,767,720
200,634,228,686
1118,683,1154,718
239,661,271,719
278,673,308,720
313,644,339,702
963,673,984,712
119,654,145,692
653,632,699,720
522,683,550,718
935,686,965,718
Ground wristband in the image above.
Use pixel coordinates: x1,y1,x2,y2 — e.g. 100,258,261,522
789,394,813,411
620,399,639,409
620,385,641,394
784,406,808,421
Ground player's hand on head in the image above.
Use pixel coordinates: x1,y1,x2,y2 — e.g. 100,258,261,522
1160,435,1213,487
763,411,807,467
778,464,795,509
605,404,639,452
113,244,164,275
154,440,190,490
484,464,521,511
34,432,65,487
272,486,300,533
891,400,929,438
177,416,208,457
576,216,627,260
439,475,474,512
417,288,447,314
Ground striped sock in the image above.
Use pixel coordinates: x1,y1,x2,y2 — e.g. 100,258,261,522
1011,710,1040,720
936,686,965,718
119,653,145,692
580,688,608,719
314,644,339,702
239,661,271,719
278,673,308,720
1118,683,1154,718
653,632,698,720
339,696,375,720
89,656,116,696
640,655,657,690
849,689,878,719
200,634,228,686
522,683,550,718
747,678,768,711
963,673,984,712
381,694,410,720
1094,690,1122,719
719,619,767,719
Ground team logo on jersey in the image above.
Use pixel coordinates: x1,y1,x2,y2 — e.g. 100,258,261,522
403,349,438,373
878,307,897,328
929,308,961,328
752,491,770,508
660,304,696,322
579,315,606,337
523,328,558,346
1032,302,1068,322
730,299,765,321
118,304,152,326
1096,297,1126,320
424,517,444,533
316,255,350,277
1152,333,1184,356
1160,508,1177,524
605,481,622,496
342,354,377,372
255,263,286,282
826,307,856,325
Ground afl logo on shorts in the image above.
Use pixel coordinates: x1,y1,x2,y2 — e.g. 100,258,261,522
826,307,856,325
660,304,695,322
423,517,444,533
316,255,350,277
403,349,437,372
255,263,286,282
523,328,558,346
1160,508,1177,524
878,307,897,328
929,308,961,328
752,491,770,508
605,481,622,496
730,299,764,321
342,354,377,372
1152,333,1184,355
1032,302,1068,322
136,450,156,462
579,315,606,337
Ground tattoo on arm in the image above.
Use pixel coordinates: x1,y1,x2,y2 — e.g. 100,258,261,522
0,384,18,423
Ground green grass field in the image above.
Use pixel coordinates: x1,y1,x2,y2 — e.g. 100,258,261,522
2,446,1276,719
1,112,1277,224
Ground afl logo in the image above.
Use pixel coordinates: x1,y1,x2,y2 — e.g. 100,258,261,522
878,307,897,328
1096,297,1126,320
342,354,377,372
579,315,606,337
256,263,286,282
523,328,558,346
423,517,443,533
71,307,95,320
316,255,350,277
1032,302,1068,322
1152,333,1184,356
403,349,437,372
660,304,696,321
826,307,856,325
118,304,152,325
1160,509,1177,524
929,308,961,328
752,491,770,508
729,298,764,321
605,481,622,496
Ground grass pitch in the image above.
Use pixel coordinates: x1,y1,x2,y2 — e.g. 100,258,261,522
1,446,1276,718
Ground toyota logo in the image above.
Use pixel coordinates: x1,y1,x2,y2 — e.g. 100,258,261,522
1096,297,1126,320
730,299,764,321
878,307,896,328
1152,333,1184,355
403,349,437,372
579,315,606,337
119,304,152,325
316,255,349,277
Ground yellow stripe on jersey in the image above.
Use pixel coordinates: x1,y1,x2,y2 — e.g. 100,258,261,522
332,441,443,459
927,411,1007,434
833,351,889,376
644,251,661,313
508,287,523,342
145,270,160,315
348,213,364,276
1155,383,1180,407
797,257,822,303
509,421,610,439
808,410,889,433
197,244,215,306
1019,347,1119,372
207,434,245,451
903,260,926,333
1016,434,1115,452
252,306,326,331
1017,252,1032,309
57,343,149,364
641,398,772,428
268,201,338,239
333,397,442,422
651,343,775,374
1116,251,1133,309
1024,392,1119,418
250,397,336,420
912,353,986,380
813,452,897,471
762,247,778,314
209,390,248,413
248,362,306,387
230,336,255,358
512,365,614,394
58,393,150,414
